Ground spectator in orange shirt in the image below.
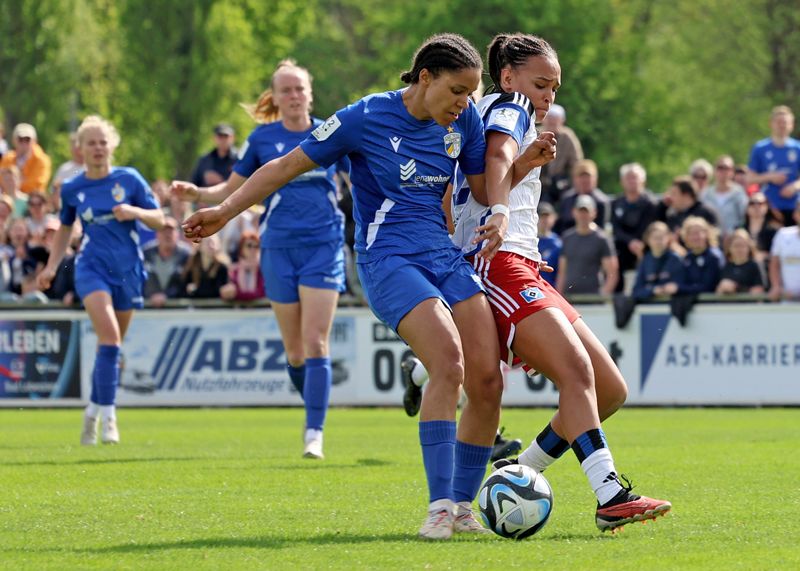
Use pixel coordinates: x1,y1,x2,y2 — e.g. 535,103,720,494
0,123,52,194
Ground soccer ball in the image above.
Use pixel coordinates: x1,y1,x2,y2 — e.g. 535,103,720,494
478,464,553,539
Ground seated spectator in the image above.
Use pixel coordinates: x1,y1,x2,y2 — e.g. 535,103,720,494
143,216,191,306
557,159,610,234
0,194,13,246
678,216,723,294
689,158,713,194
220,231,265,302
768,201,800,301
0,123,52,194
42,219,79,305
557,195,618,295
716,229,765,295
734,164,759,195
180,234,229,298
701,155,748,237
219,208,260,262
6,218,48,296
539,104,584,205
632,221,684,301
50,132,84,211
191,124,238,187
24,191,58,245
0,164,29,216
536,201,561,286
611,162,657,291
662,175,719,235
746,105,800,226
743,191,780,269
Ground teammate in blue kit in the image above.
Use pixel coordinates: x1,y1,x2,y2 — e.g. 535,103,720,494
38,115,164,445
183,34,550,540
172,60,350,460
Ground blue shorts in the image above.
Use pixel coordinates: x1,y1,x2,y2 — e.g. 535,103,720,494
357,248,485,331
260,242,345,303
75,263,144,311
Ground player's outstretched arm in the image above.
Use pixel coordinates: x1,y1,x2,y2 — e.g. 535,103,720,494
170,172,248,205
183,147,318,241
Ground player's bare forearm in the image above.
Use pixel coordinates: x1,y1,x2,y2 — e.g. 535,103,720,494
137,207,166,230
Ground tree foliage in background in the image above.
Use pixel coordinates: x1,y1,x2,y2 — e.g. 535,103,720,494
1,0,798,191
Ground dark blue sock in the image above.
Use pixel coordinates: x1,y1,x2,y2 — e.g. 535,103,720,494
94,345,120,406
90,361,99,405
419,420,456,503
288,364,306,399
536,422,570,458
571,428,608,464
303,357,331,431
453,440,493,503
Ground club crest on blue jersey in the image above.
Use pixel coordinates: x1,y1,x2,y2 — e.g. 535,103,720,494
111,183,125,202
444,128,461,158
520,287,545,303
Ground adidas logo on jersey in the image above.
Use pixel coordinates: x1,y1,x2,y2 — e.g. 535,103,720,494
400,159,416,181
389,136,402,152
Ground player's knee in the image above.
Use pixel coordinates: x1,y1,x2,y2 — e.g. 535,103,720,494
562,351,595,394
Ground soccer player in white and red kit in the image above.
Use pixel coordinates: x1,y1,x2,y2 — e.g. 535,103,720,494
452,33,671,533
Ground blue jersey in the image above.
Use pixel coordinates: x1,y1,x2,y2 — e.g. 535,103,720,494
299,89,486,261
60,167,160,279
234,118,349,248
747,137,800,211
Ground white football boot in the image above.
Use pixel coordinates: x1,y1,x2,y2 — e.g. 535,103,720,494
101,418,120,444
303,429,324,459
419,499,455,540
454,501,491,534
80,414,99,446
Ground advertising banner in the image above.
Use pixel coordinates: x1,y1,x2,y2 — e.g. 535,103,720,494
0,318,81,400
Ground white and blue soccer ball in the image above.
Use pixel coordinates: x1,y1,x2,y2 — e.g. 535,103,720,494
478,464,553,539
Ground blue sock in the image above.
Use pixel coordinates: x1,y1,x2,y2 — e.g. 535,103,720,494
90,362,99,405
287,364,306,399
303,357,331,431
571,427,608,464
94,345,120,406
537,423,570,458
453,441,493,503
419,421,456,503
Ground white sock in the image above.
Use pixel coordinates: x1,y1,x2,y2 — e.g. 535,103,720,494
100,405,116,422
581,448,624,505
304,428,323,444
410,358,428,387
518,440,559,473
85,402,100,418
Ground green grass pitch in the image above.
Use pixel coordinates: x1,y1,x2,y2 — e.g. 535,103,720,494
2,408,799,570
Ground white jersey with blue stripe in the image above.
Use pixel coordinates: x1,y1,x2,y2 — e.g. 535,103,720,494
451,92,542,261
234,118,349,248
299,89,486,261
60,166,160,276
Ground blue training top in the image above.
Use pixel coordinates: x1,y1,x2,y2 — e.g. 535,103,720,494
60,167,160,281
747,137,800,211
299,89,486,261
234,118,349,249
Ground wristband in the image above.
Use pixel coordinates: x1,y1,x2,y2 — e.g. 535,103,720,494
490,204,510,218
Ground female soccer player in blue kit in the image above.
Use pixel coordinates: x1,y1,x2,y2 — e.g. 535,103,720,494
180,34,555,540
172,60,350,460
38,115,164,445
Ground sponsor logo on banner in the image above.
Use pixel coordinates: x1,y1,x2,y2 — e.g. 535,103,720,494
0,321,80,399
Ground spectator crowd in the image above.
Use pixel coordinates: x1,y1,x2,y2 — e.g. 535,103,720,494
1,104,799,307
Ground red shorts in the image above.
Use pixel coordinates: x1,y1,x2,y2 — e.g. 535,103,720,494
470,251,580,366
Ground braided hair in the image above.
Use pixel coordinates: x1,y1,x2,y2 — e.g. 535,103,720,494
486,33,558,93
400,33,482,84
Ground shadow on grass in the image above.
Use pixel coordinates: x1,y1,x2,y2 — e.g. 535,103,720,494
266,458,394,471
2,456,208,467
